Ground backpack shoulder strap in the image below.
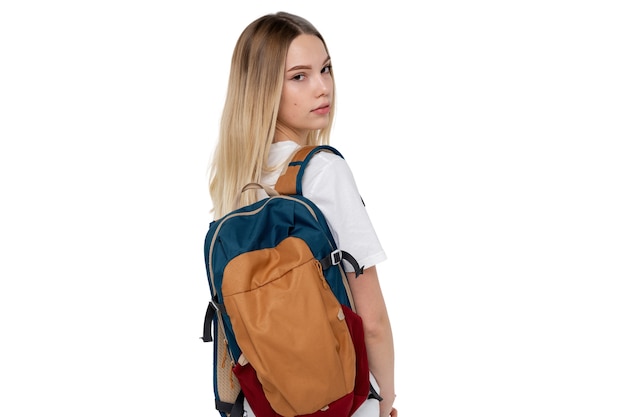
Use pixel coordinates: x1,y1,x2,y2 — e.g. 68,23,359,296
274,145,343,195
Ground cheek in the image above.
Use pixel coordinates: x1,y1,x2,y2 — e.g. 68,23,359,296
278,92,301,120
281,85,302,108
278,101,297,122
286,96,299,108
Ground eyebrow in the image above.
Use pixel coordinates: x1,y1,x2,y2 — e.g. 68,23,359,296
286,56,331,73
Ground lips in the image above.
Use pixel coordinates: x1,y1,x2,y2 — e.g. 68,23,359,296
312,104,330,115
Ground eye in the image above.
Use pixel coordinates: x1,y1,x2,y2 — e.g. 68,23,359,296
291,74,305,81
322,64,332,74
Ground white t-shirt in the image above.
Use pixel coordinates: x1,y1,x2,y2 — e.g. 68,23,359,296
260,140,386,272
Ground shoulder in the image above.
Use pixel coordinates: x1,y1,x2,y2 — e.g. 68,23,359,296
303,148,362,203
306,149,355,183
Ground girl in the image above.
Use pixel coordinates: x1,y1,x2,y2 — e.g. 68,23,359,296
208,12,397,417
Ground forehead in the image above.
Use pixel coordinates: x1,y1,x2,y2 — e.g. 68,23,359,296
285,34,328,68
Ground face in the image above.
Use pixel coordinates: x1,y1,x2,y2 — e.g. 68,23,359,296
275,34,333,144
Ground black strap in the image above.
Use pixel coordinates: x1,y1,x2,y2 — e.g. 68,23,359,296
201,301,217,343
320,250,364,278
231,391,245,417
368,382,384,401
215,391,245,417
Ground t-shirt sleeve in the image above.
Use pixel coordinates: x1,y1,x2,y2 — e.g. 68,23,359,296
301,152,386,271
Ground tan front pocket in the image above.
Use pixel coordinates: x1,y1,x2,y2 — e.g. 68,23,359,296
222,237,356,417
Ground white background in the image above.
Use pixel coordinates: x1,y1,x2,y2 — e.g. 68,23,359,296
1,1,625,416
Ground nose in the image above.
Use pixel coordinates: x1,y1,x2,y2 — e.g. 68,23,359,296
315,74,331,97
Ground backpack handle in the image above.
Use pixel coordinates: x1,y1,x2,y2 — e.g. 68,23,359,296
241,182,279,197
235,182,279,208
274,145,343,195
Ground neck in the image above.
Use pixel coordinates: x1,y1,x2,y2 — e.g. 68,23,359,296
274,123,307,145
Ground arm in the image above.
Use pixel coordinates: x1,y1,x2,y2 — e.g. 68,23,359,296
347,266,396,417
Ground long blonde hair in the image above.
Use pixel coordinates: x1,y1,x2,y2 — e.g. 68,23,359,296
208,12,336,219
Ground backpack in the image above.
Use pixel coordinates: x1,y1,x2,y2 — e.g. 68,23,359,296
201,145,380,417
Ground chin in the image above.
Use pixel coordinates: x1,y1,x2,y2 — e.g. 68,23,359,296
309,120,330,131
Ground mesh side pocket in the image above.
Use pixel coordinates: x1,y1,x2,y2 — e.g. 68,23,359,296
215,321,241,406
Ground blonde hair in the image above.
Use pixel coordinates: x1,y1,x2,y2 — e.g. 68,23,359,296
208,12,336,219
